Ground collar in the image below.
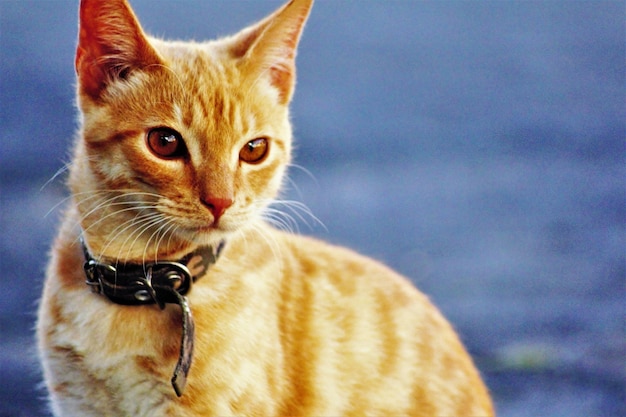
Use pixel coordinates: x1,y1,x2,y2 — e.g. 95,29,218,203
82,240,224,307
81,238,225,397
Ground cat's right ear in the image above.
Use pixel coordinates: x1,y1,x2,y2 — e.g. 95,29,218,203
76,0,162,100
226,0,313,105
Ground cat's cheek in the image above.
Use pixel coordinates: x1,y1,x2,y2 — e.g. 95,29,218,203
236,173,274,210
126,144,190,190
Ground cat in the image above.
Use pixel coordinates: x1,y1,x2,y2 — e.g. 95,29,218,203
37,0,494,415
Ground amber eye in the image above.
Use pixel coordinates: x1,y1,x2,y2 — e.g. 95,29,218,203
239,137,269,164
147,128,186,158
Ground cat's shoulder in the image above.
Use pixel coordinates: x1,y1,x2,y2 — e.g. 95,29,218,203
271,228,426,301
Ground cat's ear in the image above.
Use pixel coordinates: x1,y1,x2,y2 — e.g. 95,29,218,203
229,0,313,104
76,0,162,100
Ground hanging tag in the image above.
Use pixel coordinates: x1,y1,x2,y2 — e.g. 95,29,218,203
167,290,195,397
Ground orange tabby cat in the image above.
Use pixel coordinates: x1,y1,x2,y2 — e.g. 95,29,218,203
37,0,494,415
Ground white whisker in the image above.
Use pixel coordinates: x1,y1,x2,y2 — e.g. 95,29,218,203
77,203,162,244
40,162,72,192
117,213,168,265
264,198,326,233
98,211,160,261
262,207,299,233
152,219,180,264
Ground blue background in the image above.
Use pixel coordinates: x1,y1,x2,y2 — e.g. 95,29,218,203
1,1,624,416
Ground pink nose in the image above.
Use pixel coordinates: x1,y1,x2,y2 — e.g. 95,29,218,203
201,197,233,223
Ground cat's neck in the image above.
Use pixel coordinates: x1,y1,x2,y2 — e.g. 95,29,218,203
71,200,202,264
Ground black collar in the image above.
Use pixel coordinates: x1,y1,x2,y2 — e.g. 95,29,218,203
81,238,225,397
82,240,224,307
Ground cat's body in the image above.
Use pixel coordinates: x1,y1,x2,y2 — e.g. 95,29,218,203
37,0,494,416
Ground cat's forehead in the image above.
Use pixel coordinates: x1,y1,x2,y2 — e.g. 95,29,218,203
152,39,220,66
94,37,288,149
150,39,232,86
135,41,245,127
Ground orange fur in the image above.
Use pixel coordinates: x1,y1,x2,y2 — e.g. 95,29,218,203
37,0,494,415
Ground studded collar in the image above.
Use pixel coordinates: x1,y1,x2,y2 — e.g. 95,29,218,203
81,238,225,397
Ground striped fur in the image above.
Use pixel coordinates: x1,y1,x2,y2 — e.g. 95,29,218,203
37,0,494,415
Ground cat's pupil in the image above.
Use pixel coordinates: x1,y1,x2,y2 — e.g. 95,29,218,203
239,138,269,164
147,128,185,158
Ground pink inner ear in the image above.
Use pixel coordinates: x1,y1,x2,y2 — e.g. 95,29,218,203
269,66,295,104
75,31,109,99
76,0,116,98
227,0,312,104
75,0,161,100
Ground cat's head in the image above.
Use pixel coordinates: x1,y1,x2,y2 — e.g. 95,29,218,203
70,0,313,260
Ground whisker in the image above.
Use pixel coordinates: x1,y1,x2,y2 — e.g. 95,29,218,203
97,210,164,261
263,199,326,233
156,220,181,263
280,200,326,231
44,194,74,218
262,208,298,234
40,162,72,192
287,163,318,183
45,189,114,219
115,213,167,264
135,217,171,267
144,217,178,265
72,190,165,236
76,204,163,244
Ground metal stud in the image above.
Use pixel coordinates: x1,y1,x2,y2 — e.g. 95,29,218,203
135,290,152,301
166,271,183,290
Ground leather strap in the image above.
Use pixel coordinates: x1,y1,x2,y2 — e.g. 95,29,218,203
81,239,224,396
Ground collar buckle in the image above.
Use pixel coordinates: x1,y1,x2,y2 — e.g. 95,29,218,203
80,238,225,397
84,258,114,295
83,257,194,307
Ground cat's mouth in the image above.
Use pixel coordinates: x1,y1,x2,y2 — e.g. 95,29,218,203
161,204,236,237
196,223,222,233
178,218,236,243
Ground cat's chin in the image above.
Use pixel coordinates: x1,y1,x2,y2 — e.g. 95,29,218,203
178,224,235,247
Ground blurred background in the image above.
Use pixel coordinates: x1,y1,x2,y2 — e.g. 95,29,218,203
1,1,623,416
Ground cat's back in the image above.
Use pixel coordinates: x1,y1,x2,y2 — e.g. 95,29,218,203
261,229,494,416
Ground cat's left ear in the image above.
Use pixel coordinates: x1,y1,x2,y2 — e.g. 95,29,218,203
76,0,163,100
229,0,313,104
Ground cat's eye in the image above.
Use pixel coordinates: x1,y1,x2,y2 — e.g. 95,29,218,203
147,128,186,158
239,137,269,164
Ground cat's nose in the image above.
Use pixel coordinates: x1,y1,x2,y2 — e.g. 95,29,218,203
201,197,233,223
